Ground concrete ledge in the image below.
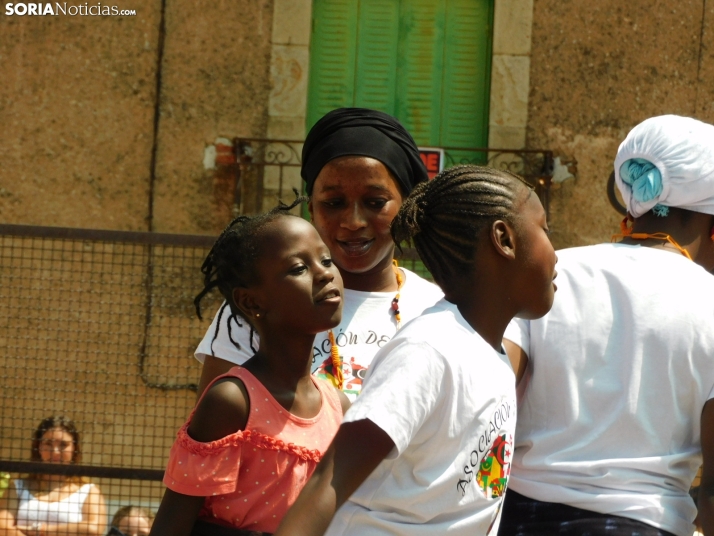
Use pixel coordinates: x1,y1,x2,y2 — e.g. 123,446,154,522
488,125,527,149
267,115,307,139
493,0,534,55
489,0,535,150
269,44,310,117
489,55,530,129
272,0,312,46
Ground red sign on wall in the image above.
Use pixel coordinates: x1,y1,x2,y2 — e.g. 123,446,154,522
418,147,445,179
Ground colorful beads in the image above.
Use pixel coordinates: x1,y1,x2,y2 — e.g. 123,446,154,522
392,260,404,329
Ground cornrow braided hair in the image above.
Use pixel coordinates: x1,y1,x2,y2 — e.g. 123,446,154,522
194,194,308,353
391,165,532,292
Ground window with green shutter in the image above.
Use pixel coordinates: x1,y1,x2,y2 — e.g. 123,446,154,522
307,0,494,152
307,0,493,279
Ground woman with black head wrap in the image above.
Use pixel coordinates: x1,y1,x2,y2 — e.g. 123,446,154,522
195,108,443,400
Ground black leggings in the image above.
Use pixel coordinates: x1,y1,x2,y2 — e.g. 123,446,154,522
497,490,677,536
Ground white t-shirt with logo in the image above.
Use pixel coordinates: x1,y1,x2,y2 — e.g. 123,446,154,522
503,243,714,536
326,299,517,535
194,268,443,399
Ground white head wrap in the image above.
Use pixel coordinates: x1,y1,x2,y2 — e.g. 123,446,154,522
614,115,714,218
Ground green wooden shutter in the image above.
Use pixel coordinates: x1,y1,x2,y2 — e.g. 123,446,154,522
308,0,493,150
354,0,400,113
441,0,493,162
394,0,445,145
307,0,359,128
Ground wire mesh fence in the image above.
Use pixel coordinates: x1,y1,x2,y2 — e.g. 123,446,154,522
0,224,222,534
0,223,430,534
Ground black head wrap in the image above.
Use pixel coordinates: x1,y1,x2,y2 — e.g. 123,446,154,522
301,108,429,195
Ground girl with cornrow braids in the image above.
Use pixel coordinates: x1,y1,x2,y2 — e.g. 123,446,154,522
275,165,558,536
151,199,350,536
194,109,443,401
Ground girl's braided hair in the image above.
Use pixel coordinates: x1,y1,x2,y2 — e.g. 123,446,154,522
194,195,307,353
391,165,532,292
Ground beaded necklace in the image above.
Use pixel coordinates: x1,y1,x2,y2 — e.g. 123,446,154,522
391,259,405,328
327,260,405,389
611,216,692,261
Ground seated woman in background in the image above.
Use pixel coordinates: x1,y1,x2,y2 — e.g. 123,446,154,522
0,415,107,536
107,506,154,536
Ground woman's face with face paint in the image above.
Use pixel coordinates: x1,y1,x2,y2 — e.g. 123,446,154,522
309,156,404,283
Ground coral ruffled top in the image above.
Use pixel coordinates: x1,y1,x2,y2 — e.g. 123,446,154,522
163,367,342,533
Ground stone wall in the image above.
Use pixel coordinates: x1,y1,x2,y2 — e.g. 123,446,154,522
0,6,161,230
527,0,714,249
488,0,533,149
0,0,274,235
0,0,274,513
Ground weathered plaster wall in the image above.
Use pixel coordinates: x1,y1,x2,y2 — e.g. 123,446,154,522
527,0,714,249
0,6,160,230
152,0,274,234
0,0,274,510
0,1,274,235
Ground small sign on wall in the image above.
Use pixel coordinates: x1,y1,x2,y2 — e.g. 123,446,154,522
418,147,445,179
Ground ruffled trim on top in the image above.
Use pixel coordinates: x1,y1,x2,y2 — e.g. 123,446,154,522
175,423,323,463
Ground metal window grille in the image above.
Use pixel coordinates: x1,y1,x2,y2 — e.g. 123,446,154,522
232,138,554,280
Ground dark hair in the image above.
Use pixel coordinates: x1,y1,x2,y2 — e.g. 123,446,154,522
391,165,531,292
301,107,428,195
30,415,82,465
193,196,307,352
110,505,155,530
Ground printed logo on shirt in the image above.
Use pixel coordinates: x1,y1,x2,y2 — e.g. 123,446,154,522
456,399,515,498
312,329,392,364
314,355,367,398
476,433,513,498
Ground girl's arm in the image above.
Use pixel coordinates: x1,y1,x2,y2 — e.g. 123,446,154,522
196,355,236,397
149,490,205,536
274,418,395,536
151,378,250,536
0,482,26,536
336,389,351,415
700,399,714,535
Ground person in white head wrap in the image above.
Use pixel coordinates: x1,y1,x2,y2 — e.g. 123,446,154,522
497,115,714,536
615,115,714,220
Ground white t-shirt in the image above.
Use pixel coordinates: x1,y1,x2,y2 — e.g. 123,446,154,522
326,299,517,535
195,268,443,399
503,243,714,536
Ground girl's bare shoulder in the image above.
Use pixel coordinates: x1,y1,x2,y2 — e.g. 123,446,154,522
189,377,250,443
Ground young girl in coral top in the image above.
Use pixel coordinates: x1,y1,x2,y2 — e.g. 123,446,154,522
150,199,350,536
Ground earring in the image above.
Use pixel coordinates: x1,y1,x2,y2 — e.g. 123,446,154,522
255,312,261,318
710,225,714,241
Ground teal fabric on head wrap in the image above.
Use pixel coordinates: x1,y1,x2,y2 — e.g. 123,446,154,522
619,158,669,216
619,159,662,202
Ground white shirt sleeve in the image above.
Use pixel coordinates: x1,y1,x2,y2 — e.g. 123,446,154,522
503,317,530,357
194,302,257,365
343,341,446,456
